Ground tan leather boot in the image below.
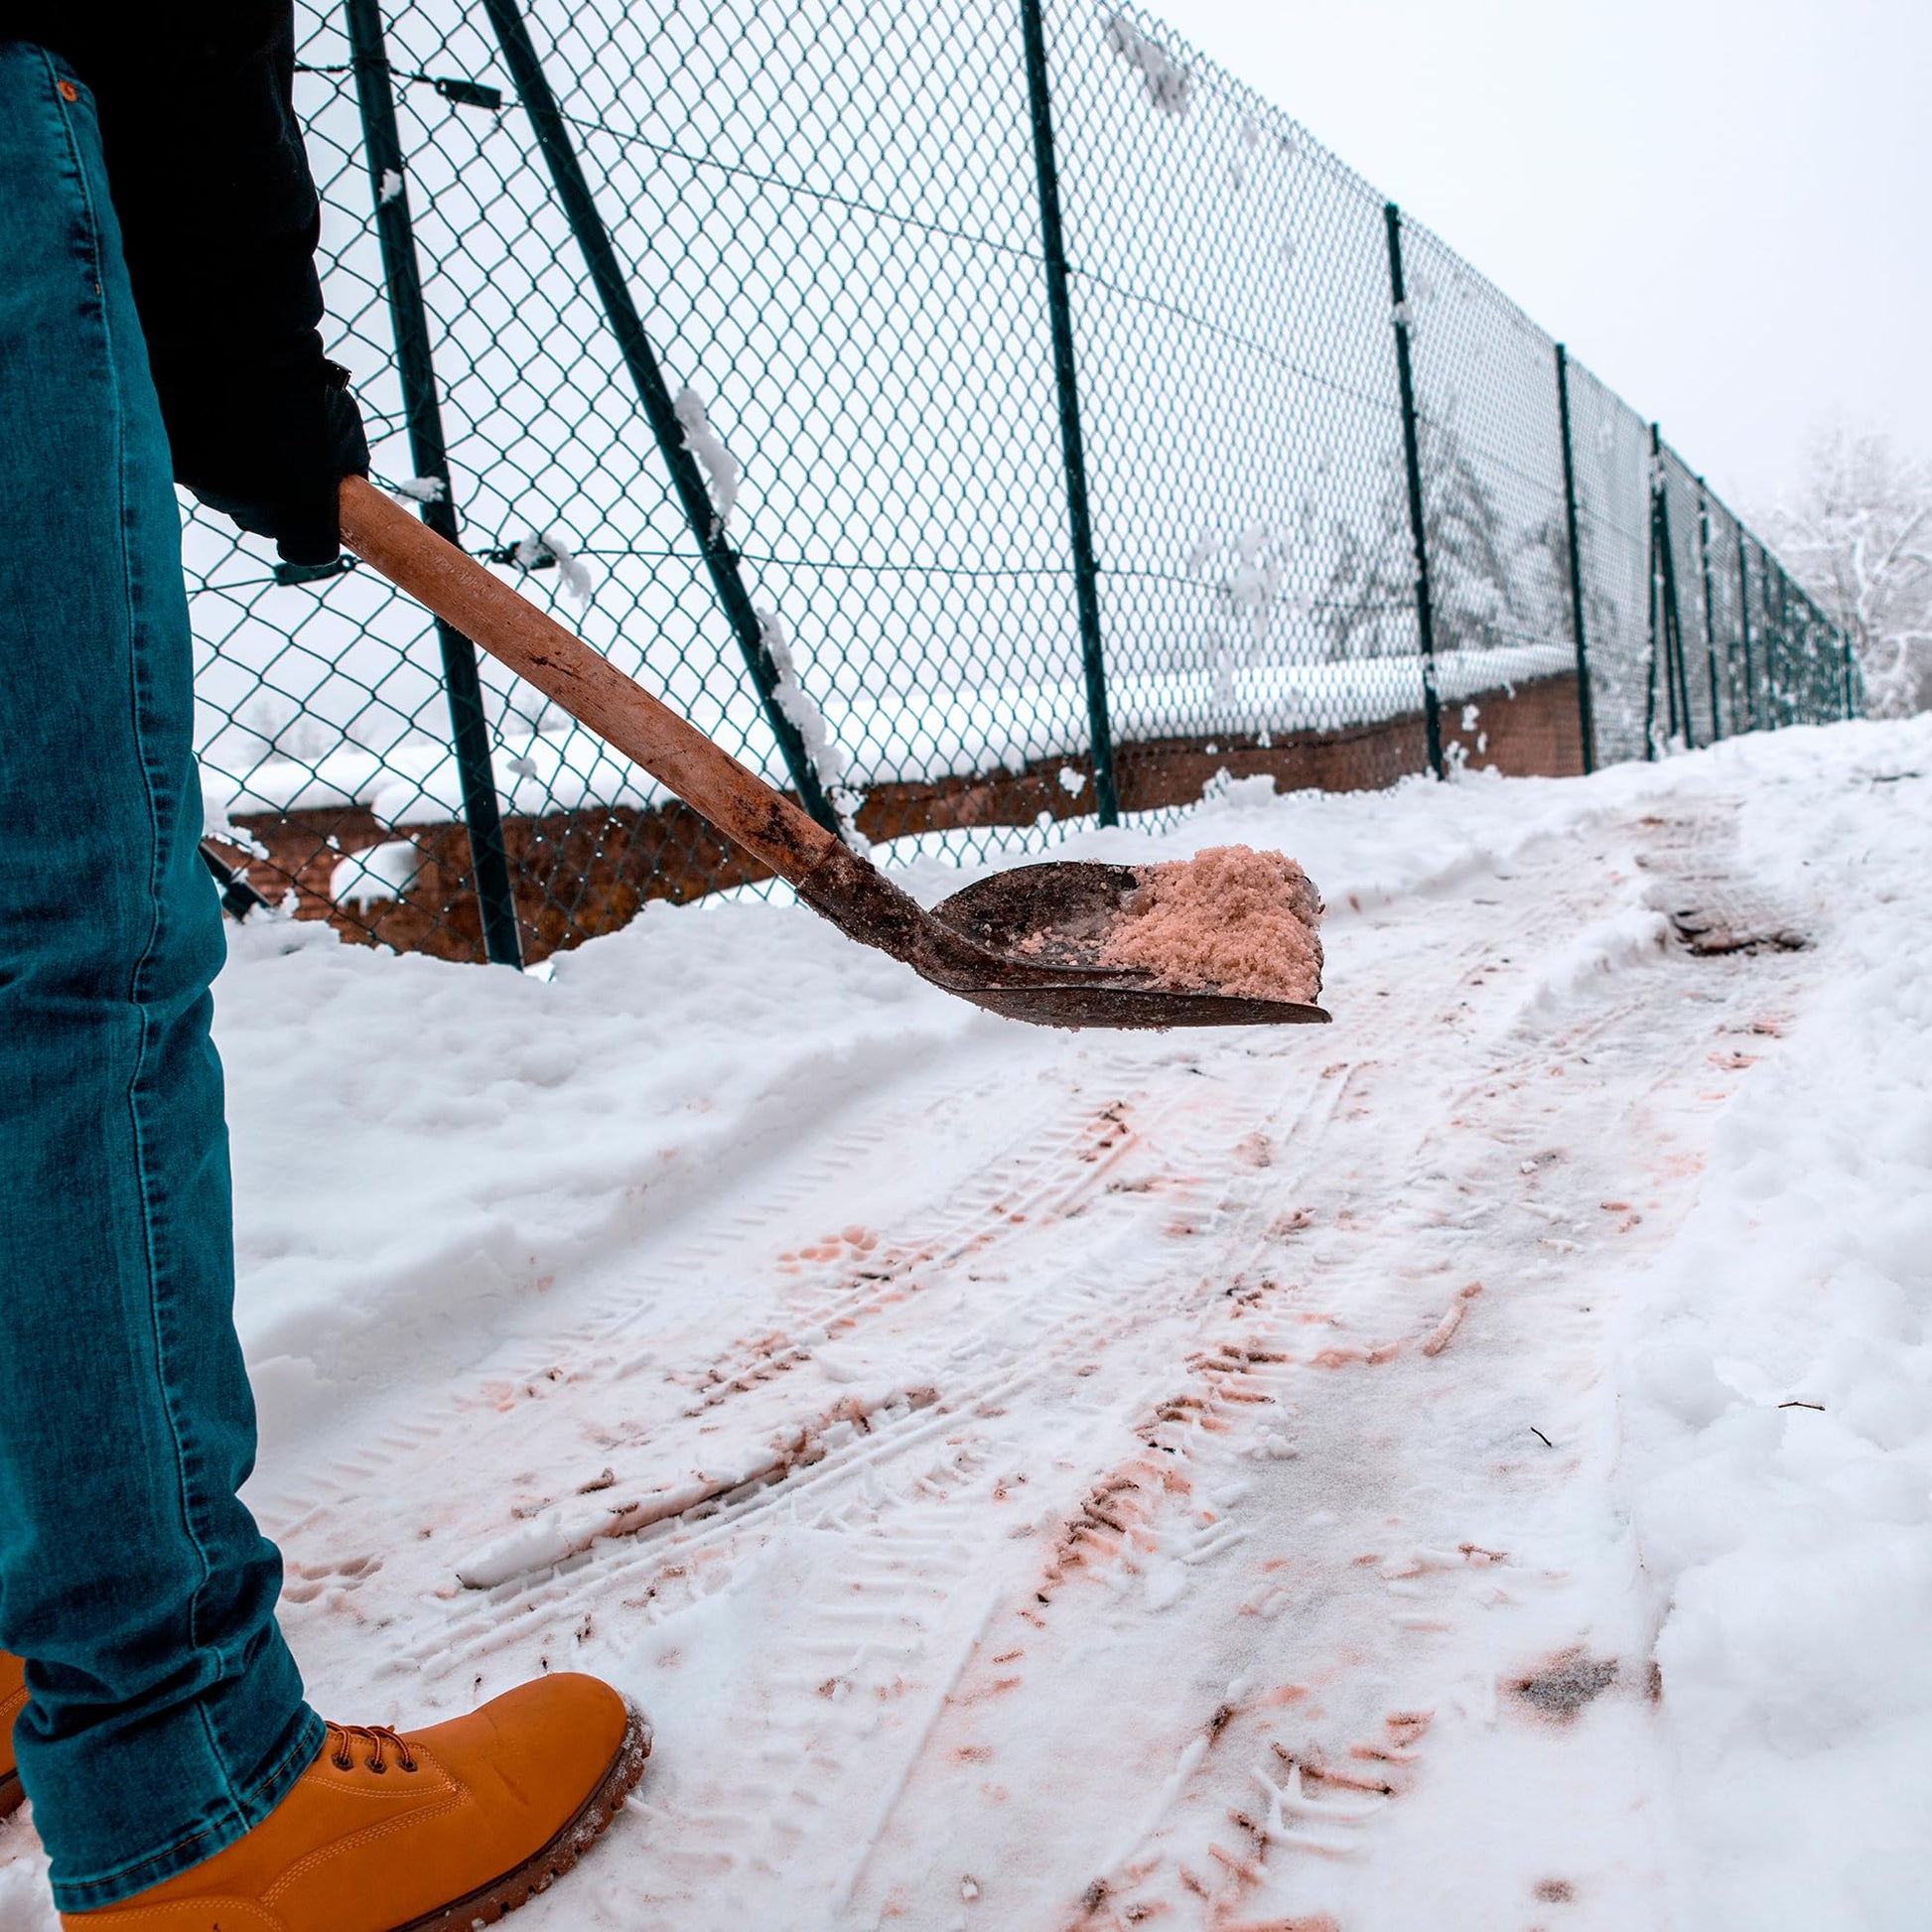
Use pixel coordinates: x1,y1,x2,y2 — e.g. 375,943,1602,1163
0,1649,24,1820
61,1673,648,1930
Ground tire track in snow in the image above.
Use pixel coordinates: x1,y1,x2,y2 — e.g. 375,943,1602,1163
837,801,1826,1929
244,803,1782,1932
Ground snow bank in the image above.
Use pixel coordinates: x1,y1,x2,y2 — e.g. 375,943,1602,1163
211,897,979,1420
1615,718,1932,1927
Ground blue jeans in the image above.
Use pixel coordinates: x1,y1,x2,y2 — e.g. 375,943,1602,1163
0,43,323,1912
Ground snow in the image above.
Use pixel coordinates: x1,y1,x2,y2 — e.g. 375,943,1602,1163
1105,13,1194,115
672,384,741,536
510,528,592,607
5,717,1929,1929
757,604,845,789
328,839,421,909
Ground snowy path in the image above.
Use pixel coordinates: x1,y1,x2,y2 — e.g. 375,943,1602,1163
4,722,1929,1932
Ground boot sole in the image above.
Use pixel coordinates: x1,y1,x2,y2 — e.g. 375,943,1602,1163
393,1702,651,1931
0,1768,19,1821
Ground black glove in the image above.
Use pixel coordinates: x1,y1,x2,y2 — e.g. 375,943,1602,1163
171,356,370,565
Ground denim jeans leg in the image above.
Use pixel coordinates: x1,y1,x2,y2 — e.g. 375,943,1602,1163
0,44,324,1913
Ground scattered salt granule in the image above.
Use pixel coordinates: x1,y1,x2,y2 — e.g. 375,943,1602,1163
1099,845,1323,1004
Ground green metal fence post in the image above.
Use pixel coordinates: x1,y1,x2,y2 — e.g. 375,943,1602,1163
346,0,523,967
1018,0,1120,825
1649,427,1691,746
483,0,840,834
1554,345,1595,774
1735,534,1758,730
1384,204,1446,779
1696,480,1723,741
1644,432,1665,755
1773,561,1791,725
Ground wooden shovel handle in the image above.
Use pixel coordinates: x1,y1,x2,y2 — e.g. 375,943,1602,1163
337,476,842,889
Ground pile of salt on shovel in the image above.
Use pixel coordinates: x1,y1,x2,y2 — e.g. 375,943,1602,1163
1097,843,1324,1004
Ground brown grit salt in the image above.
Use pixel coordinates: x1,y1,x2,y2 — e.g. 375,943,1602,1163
1098,844,1323,1004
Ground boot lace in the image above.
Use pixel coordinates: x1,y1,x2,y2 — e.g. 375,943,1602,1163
326,1722,418,1775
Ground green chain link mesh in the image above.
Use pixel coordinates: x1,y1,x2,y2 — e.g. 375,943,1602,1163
185,0,1854,964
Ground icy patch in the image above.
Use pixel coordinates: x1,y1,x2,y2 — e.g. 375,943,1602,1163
1512,1650,1618,1721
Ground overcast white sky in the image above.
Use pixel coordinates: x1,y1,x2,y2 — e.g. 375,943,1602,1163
1153,0,1930,512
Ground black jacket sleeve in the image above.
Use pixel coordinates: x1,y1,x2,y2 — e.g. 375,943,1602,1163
17,2,368,561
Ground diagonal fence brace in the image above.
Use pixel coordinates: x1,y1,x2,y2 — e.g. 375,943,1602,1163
482,0,841,836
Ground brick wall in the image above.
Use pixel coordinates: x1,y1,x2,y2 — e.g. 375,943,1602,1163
209,671,1587,964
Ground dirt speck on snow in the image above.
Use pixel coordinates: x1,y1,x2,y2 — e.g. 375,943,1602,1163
1512,1648,1619,1721
1098,845,1323,1003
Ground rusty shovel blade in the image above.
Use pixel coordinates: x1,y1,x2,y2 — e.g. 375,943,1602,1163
922,861,1330,1030
796,847,1330,1031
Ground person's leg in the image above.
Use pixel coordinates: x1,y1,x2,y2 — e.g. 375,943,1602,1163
0,42,323,1911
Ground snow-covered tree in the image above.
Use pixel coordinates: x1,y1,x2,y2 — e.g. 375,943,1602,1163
1759,429,1932,718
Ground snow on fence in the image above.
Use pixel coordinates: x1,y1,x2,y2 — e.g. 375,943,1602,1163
185,0,1854,965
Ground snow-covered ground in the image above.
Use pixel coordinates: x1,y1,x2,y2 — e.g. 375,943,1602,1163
4,717,1929,1930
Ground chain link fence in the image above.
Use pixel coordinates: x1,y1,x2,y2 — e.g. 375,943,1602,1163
189,0,1856,965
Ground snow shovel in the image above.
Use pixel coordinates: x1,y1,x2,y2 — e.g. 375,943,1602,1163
339,478,1329,1030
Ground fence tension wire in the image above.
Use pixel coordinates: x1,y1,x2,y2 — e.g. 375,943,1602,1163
346,0,524,967
1384,204,1446,780
482,0,842,836
1019,0,1120,826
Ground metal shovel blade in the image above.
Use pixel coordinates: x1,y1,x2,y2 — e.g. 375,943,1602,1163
916,861,1331,1031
